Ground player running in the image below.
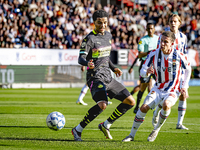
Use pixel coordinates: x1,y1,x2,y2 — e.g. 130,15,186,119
122,31,191,142
152,14,190,130
71,10,135,141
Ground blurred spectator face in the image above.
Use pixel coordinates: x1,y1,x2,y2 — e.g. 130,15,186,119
146,24,155,37
169,16,181,32
94,17,108,35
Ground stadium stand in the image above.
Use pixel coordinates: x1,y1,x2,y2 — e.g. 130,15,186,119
0,0,199,51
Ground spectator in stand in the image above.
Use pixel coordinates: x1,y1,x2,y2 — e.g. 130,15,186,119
0,0,199,52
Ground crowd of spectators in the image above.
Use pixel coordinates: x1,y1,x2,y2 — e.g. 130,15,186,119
0,0,200,51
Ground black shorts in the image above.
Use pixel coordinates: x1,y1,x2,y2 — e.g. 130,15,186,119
88,78,130,103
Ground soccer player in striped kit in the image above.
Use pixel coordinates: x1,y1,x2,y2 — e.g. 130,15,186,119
152,14,190,130
122,31,191,142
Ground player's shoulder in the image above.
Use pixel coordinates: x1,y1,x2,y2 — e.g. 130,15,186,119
147,48,158,57
104,31,112,37
179,31,187,39
176,50,187,59
138,35,148,44
141,35,149,40
151,48,159,54
83,31,95,41
154,34,159,39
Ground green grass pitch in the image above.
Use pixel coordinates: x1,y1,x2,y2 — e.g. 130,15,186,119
0,86,200,150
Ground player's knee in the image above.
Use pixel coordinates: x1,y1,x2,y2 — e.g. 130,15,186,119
98,101,107,110
162,100,172,111
140,104,150,113
123,95,135,106
179,94,185,100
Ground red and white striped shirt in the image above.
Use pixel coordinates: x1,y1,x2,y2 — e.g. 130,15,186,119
140,48,191,92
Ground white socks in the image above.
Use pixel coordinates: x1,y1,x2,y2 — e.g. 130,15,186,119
154,109,171,131
103,120,112,129
76,124,84,133
154,104,162,117
130,109,146,137
177,100,186,125
78,84,89,101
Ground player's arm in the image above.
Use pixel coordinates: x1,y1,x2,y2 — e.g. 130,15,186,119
78,37,94,68
129,56,138,74
109,59,122,77
138,38,149,58
181,54,191,90
140,53,154,78
183,36,188,55
81,66,85,72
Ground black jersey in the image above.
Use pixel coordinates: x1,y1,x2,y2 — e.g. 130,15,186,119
78,30,116,84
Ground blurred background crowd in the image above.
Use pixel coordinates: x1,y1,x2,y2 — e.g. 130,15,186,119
0,0,199,50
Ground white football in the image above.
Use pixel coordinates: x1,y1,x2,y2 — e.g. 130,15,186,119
46,111,65,131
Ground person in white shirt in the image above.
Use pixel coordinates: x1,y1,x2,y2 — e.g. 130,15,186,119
122,31,191,142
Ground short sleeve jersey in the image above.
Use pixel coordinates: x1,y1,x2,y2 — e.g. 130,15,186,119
79,30,113,84
138,34,159,61
141,48,191,92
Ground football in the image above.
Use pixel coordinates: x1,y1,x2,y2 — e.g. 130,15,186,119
46,111,65,131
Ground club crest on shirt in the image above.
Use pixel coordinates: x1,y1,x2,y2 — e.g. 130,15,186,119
98,84,103,88
139,40,142,45
173,59,176,65
151,91,155,94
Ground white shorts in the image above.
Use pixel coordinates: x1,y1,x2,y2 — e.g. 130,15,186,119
144,86,179,109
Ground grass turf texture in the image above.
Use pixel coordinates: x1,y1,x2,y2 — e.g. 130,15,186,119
0,87,199,150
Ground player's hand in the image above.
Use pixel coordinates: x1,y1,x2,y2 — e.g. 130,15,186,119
128,68,133,74
146,66,154,75
88,59,94,69
81,66,85,72
180,88,189,99
114,68,123,77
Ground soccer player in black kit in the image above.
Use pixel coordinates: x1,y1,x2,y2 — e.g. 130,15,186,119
71,10,135,141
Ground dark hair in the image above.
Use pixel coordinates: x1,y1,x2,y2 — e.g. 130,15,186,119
147,22,155,27
162,31,176,42
92,10,109,22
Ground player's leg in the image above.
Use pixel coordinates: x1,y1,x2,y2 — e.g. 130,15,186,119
99,79,135,139
148,100,172,142
133,81,148,114
72,81,108,141
122,87,158,142
130,84,140,95
176,93,188,130
76,84,89,105
148,92,178,142
152,103,162,127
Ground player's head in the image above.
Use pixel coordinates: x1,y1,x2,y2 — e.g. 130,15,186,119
160,31,175,54
169,14,181,32
146,23,155,37
92,10,108,35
